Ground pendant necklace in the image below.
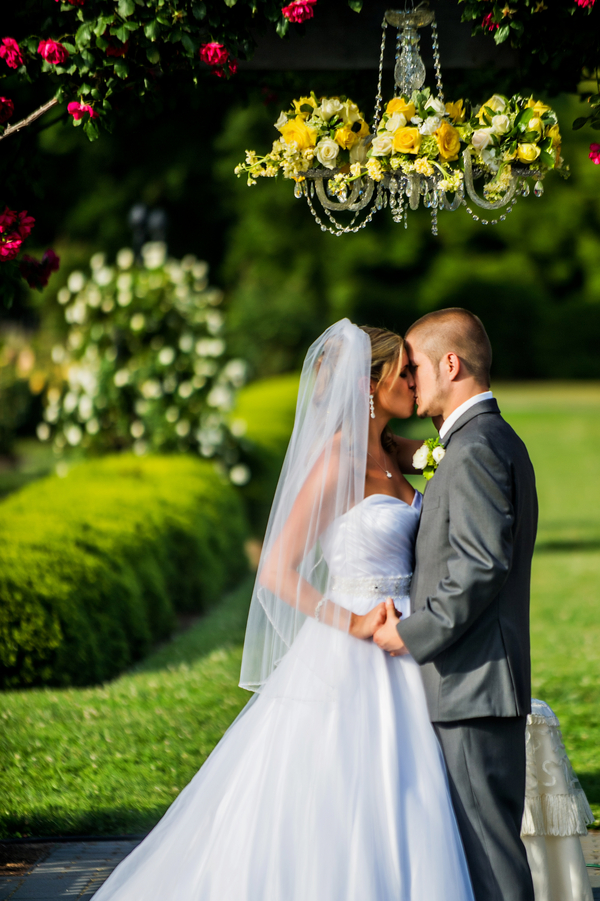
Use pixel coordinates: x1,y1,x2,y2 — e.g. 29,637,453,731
368,450,393,479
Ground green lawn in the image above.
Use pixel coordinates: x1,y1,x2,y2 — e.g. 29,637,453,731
1,381,599,837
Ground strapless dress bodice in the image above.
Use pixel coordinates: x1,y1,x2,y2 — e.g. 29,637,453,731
320,492,422,617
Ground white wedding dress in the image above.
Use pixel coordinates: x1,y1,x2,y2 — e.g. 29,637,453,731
93,492,474,901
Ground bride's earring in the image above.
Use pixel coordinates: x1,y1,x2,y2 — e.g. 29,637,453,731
369,394,375,419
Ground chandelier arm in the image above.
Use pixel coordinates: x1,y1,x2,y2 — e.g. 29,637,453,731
439,182,465,211
407,173,421,210
347,178,375,211
462,149,520,210
314,177,364,211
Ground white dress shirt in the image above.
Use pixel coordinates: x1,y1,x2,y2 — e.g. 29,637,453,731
439,391,494,440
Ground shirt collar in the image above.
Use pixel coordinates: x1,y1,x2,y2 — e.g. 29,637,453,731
438,391,494,440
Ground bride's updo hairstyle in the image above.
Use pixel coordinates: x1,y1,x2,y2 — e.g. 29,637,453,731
359,325,404,454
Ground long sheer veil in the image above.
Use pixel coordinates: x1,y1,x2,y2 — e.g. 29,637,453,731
239,319,371,694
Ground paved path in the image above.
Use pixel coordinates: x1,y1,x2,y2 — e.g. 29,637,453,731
0,835,599,899
0,840,141,901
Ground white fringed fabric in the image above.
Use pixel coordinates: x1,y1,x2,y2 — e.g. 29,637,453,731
521,698,594,901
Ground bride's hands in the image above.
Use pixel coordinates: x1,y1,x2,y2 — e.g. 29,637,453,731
349,602,387,640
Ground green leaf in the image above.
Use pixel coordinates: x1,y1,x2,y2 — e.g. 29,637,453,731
192,2,206,19
223,0,237,6
180,33,196,54
276,17,290,37
572,117,588,130
591,121,600,130
118,0,136,16
146,46,160,63
515,107,535,129
83,118,100,141
94,15,114,37
75,22,94,48
521,129,541,142
348,0,363,10
113,59,129,78
539,150,555,168
144,20,161,40
111,23,131,42
494,24,510,43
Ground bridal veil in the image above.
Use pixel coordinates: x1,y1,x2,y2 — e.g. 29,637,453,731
239,319,371,694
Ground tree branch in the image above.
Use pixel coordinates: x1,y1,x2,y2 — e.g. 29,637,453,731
0,98,59,142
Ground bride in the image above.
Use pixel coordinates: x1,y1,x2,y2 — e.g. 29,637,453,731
93,319,475,901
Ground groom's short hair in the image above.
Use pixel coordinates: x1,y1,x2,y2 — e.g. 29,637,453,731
405,308,492,386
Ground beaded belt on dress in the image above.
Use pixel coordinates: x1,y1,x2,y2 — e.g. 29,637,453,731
328,574,412,600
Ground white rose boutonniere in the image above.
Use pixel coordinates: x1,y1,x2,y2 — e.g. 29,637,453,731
413,437,446,481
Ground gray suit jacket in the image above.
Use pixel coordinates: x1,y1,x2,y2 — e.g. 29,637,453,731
397,398,538,722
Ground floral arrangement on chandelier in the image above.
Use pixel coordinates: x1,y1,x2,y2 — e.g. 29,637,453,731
235,88,565,206
237,89,563,193
38,244,251,486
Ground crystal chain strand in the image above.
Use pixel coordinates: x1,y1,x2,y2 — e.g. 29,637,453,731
430,19,444,102
305,184,381,236
464,195,518,226
373,18,388,131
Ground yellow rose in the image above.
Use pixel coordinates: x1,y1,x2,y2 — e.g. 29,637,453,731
435,120,461,161
478,94,507,122
392,126,422,155
546,123,561,147
525,97,551,116
445,99,466,123
386,98,416,121
528,117,544,136
293,95,318,118
335,119,369,150
280,116,318,151
516,143,541,163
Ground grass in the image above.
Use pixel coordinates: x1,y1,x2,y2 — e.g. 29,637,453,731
1,380,599,836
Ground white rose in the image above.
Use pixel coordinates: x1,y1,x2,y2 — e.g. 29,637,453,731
274,112,288,131
349,140,368,164
491,114,510,135
370,134,394,157
425,96,446,117
481,148,500,171
319,98,344,120
410,116,423,125
432,445,446,464
412,445,429,470
419,116,441,136
385,112,407,132
315,138,340,168
471,128,494,153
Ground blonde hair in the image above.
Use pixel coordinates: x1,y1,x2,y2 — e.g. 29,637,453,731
359,325,404,453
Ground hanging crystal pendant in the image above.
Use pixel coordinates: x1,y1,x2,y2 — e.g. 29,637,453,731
534,180,544,197
395,25,426,96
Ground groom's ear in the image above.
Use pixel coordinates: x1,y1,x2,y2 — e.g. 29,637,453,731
444,352,462,382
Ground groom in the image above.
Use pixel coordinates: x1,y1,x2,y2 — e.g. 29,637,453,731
374,308,537,901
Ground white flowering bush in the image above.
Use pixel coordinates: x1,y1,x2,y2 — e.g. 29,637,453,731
38,242,250,483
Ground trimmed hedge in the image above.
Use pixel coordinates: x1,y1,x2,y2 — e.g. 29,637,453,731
234,373,300,534
0,455,248,689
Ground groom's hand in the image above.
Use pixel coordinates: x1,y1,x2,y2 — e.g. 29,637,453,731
349,602,387,640
373,600,409,656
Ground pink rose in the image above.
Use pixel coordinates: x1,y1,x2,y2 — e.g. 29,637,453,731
589,143,600,165
19,249,60,289
199,43,229,67
55,0,85,5
575,0,595,7
67,101,98,121
281,0,317,23
214,58,238,78
0,97,14,125
38,39,70,65
0,206,17,232
0,38,23,69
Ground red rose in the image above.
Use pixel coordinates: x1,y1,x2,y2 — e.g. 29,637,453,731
0,38,23,69
67,101,98,121
19,249,60,289
38,39,70,65
0,97,14,125
0,206,17,232
589,143,600,165
575,0,596,7
199,43,229,67
0,237,22,262
282,0,317,23
481,12,499,30
214,58,238,78
54,0,85,5
106,39,129,57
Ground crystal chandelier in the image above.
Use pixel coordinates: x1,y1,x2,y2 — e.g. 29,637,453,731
236,3,564,237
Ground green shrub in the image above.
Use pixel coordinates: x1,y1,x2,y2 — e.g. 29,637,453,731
233,374,299,534
0,455,248,689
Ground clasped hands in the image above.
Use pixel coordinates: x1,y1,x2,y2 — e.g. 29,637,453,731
349,599,408,657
